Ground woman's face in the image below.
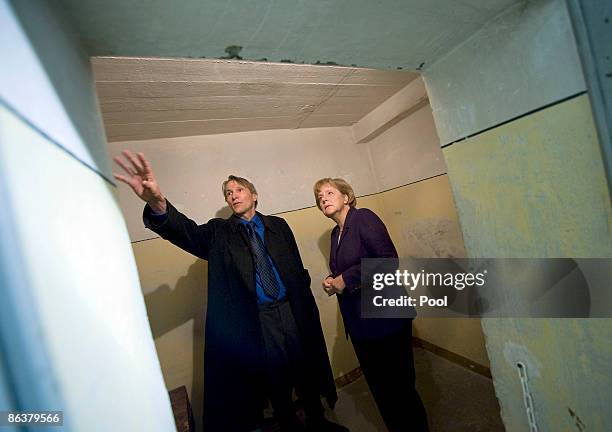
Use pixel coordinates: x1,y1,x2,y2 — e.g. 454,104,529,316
317,184,347,218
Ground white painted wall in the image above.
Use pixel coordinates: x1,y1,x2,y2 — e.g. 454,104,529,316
3,0,110,178
0,1,175,430
110,126,378,241
365,103,446,191
424,0,586,145
0,107,175,431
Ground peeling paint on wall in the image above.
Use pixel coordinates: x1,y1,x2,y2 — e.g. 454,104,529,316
402,218,465,258
221,45,243,60
56,0,521,70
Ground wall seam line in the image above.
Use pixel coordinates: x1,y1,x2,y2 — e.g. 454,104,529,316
129,172,448,244
440,90,587,149
0,97,115,186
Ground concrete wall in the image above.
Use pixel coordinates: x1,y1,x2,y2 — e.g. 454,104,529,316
425,0,585,146
424,0,612,430
5,0,111,177
0,1,175,430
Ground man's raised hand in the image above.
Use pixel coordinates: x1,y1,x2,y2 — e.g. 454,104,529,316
113,150,167,213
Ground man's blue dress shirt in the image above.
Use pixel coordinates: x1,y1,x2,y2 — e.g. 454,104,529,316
148,209,286,304
237,214,287,304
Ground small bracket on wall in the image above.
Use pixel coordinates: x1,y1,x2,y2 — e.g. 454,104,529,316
517,362,539,432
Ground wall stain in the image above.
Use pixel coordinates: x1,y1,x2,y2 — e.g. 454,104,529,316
403,218,465,258
221,45,243,59
568,408,586,431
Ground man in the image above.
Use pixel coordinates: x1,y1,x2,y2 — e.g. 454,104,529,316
113,150,347,432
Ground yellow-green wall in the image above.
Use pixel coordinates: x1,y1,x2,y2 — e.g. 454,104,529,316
444,95,612,258
374,176,489,367
444,94,612,430
132,239,208,419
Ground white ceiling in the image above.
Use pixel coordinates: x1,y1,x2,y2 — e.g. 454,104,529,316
63,0,520,142
93,57,419,142
70,0,512,236
61,0,520,71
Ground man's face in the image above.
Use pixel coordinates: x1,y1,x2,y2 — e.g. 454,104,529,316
224,180,258,218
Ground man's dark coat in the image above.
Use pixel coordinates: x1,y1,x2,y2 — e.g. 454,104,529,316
144,201,337,431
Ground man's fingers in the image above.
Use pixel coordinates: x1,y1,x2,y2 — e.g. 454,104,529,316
122,149,144,173
113,173,131,185
137,152,153,174
113,156,136,176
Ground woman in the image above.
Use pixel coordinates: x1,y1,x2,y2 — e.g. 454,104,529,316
314,177,429,432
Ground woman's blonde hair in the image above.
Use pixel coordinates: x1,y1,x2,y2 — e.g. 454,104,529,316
313,178,357,210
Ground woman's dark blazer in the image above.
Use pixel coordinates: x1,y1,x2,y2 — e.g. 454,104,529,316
329,206,411,341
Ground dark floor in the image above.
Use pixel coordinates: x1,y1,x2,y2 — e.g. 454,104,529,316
413,347,505,432
263,347,505,432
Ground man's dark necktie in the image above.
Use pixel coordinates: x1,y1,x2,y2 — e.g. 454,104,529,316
246,222,280,299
